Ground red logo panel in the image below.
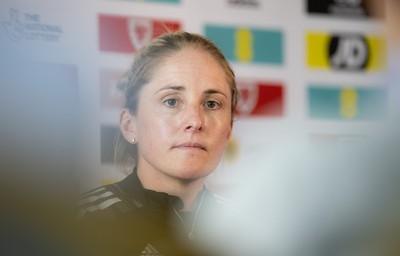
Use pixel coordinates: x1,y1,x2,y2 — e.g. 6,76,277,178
99,14,181,53
235,80,284,117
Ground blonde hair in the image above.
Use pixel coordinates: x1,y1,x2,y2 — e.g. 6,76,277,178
114,31,238,174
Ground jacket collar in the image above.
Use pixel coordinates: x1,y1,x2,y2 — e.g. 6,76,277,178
117,169,185,211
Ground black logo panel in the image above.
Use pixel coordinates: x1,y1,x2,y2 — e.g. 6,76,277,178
307,0,371,18
328,34,369,71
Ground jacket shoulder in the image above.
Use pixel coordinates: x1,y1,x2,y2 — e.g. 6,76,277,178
77,183,138,220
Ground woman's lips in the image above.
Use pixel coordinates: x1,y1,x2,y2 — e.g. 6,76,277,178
173,142,206,151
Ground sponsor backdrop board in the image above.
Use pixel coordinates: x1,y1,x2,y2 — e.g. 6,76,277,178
0,0,390,191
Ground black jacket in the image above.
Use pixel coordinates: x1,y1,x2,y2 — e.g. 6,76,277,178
77,171,228,256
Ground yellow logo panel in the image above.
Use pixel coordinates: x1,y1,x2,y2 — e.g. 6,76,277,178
306,32,386,71
366,36,386,70
235,28,254,62
307,33,330,68
340,88,358,119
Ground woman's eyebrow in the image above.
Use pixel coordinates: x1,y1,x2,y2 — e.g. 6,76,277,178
154,86,228,100
204,89,228,99
155,85,185,94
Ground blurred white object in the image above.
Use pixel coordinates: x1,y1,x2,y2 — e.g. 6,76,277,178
198,128,400,256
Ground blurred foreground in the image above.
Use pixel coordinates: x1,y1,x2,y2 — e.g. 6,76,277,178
198,122,400,256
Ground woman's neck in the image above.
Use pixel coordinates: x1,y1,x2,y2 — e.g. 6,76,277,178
137,166,206,211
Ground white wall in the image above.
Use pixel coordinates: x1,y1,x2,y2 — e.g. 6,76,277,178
0,0,389,191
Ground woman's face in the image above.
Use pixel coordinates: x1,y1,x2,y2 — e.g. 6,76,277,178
123,48,232,181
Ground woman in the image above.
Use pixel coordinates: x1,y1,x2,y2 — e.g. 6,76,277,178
78,31,238,256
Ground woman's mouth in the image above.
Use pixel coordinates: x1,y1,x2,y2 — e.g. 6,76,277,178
173,142,206,151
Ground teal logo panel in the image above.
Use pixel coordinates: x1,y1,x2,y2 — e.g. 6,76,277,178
205,25,283,65
308,86,387,120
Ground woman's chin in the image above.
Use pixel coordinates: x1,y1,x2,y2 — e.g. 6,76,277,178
172,167,214,181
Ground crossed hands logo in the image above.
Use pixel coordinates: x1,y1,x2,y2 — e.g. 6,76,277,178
2,8,24,41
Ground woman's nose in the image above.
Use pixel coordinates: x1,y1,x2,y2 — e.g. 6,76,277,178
184,106,204,132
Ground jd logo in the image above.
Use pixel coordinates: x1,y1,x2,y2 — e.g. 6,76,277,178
329,34,369,70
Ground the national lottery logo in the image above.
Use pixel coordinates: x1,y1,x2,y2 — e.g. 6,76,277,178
308,85,387,120
306,31,386,72
2,8,63,42
99,14,181,53
235,80,284,117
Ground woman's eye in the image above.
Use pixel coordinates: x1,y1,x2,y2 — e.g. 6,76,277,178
205,100,221,110
164,98,179,107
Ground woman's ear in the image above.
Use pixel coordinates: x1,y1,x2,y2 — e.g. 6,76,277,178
119,108,137,143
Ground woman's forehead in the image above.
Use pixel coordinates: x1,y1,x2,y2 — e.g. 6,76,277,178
145,49,229,89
